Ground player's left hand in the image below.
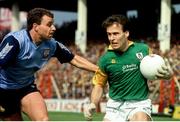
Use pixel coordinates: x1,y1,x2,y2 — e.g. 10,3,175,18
155,63,172,80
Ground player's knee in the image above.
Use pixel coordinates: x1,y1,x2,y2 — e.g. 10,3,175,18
41,116,49,121
103,118,111,122
129,112,152,121
33,115,49,121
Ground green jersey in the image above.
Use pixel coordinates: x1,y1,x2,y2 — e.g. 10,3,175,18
98,42,150,101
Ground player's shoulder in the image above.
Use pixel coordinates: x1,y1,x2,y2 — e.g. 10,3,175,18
98,50,113,64
2,29,27,44
10,29,27,36
133,41,148,46
133,42,149,49
8,29,28,41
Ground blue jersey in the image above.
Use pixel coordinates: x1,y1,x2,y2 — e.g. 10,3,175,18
0,29,74,89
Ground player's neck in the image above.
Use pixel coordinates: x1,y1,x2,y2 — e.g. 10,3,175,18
118,40,129,52
29,30,42,45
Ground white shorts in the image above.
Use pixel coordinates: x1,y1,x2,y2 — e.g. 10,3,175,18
104,98,152,121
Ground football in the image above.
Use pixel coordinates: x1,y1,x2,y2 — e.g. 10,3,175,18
140,54,165,80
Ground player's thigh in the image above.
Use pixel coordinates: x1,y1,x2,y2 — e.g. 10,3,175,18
21,91,48,121
104,99,125,121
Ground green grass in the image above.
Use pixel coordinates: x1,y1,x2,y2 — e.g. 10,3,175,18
23,112,180,121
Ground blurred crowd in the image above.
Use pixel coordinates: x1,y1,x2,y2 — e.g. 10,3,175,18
35,40,179,107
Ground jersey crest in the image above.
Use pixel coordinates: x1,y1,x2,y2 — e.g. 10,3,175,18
42,48,50,59
136,52,143,60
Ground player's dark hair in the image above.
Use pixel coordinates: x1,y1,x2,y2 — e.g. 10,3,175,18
27,8,54,30
102,14,130,32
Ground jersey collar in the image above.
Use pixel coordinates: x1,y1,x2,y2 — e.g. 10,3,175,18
26,29,33,43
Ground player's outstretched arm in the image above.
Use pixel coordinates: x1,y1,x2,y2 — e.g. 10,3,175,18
70,55,98,72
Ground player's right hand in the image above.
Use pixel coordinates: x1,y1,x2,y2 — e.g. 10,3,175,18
84,103,96,121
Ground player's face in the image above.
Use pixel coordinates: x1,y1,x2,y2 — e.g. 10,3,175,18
36,15,56,40
106,23,129,51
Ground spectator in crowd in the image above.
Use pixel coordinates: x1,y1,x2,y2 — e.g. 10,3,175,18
0,8,98,121
84,15,172,121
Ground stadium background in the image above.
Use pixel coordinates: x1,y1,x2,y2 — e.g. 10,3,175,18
0,0,180,121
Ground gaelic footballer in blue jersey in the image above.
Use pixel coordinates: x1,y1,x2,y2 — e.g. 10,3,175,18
0,8,98,121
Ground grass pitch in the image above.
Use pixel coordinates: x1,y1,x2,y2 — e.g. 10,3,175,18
23,112,180,121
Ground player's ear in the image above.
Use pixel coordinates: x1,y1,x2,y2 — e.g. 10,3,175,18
124,31,129,37
33,23,39,32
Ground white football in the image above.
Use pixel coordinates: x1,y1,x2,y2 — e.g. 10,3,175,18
140,54,165,80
